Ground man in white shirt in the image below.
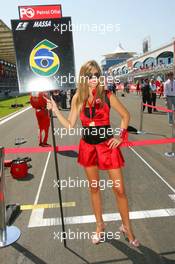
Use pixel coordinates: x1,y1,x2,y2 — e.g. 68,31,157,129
164,72,175,125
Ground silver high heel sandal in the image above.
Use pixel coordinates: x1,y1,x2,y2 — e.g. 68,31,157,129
119,224,140,247
91,222,106,245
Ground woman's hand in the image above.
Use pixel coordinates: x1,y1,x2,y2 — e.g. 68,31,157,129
45,96,58,113
107,137,123,149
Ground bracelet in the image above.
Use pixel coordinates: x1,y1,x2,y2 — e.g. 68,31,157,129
119,128,128,140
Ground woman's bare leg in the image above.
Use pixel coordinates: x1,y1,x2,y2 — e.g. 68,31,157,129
107,168,135,241
84,166,105,232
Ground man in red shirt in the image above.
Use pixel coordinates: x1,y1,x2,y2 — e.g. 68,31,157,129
30,92,51,147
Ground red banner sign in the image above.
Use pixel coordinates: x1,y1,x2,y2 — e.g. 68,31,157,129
18,5,62,20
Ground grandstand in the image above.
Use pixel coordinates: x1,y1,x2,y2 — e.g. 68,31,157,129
0,20,18,97
107,39,175,82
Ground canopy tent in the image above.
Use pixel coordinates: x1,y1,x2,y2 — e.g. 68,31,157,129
103,43,136,59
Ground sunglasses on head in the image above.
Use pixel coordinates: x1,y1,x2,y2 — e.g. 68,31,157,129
86,72,101,79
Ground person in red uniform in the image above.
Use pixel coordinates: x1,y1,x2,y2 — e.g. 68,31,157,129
45,60,139,247
30,92,51,147
159,81,164,98
136,80,141,95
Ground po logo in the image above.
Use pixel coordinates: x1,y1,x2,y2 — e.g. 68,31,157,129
20,7,35,19
29,39,60,77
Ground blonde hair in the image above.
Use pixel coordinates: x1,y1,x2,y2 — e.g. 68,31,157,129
76,60,106,109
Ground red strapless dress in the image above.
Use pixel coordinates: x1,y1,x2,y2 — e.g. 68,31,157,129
77,91,125,170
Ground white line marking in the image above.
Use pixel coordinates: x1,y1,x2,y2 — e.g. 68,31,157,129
28,208,175,227
0,106,30,121
28,152,51,227
129,147,175,194
34,151,51,205
28,209,44,228
169,194,175,202
0,106,32,125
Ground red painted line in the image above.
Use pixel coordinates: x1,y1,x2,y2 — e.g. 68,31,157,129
4,138,175,155
4,145,79,154
4,146,54,154
143,104,173,113
0,192,4,201
126,138,175,147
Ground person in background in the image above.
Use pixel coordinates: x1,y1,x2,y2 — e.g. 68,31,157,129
107,74,115,93
112,81,117,94
70,89,76,107
60,90,67,109
123,81,128,94
136,80,141,95
150,79,158,112
164,72,175,125
141,79,152,113
51,90,62,110
159,81,164,98
155,79,161,90
30,92,51,147
126,82,130,94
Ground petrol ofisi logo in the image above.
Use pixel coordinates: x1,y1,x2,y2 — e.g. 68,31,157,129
20,8,35,19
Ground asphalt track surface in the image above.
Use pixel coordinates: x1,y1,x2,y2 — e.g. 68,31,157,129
0,92,175,264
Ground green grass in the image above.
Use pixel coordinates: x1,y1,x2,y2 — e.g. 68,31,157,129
0,95,30,118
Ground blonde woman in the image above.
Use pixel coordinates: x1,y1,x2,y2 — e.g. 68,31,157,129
46,60,139,246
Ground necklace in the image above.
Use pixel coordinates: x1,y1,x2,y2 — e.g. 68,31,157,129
87,96,96,126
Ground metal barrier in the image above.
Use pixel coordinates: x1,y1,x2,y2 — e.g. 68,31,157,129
165,105,175,158
138,101,175,158
0,146,21,247
138,101,144,133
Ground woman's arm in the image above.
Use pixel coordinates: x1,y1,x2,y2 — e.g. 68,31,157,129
110,93,130,128
107,93,130,149
46,93,79,129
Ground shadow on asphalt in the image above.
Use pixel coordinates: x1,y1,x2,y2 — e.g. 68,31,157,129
58,151,78,158
11,239,175,264
65,246,90,264
12,243,47,264
89,239,175,264
14,173,34,181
